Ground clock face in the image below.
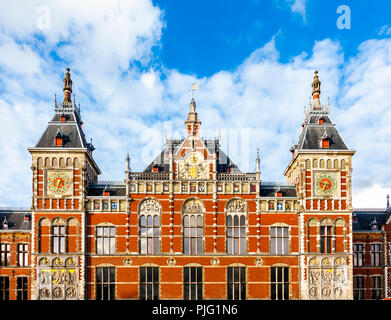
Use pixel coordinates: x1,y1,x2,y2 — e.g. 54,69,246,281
314,173,337,196
47,171,72,195
179,153,209,180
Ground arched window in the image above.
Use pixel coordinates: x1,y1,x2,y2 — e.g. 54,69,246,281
51,217,66,254
139,200,161,254
226,200,247,255
320,218,333,254
307,218,318,253
183,199,204,255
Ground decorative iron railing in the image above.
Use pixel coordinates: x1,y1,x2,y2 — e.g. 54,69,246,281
217,173,257,181
129,172,170,181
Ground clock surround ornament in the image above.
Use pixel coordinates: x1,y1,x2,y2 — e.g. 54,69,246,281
314,172,337,196
46,170,72,196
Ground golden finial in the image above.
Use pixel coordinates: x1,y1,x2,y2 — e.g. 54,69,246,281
312,70,321,95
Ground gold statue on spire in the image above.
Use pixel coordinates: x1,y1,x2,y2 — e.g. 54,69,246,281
312,70,321,96
63,68,73,105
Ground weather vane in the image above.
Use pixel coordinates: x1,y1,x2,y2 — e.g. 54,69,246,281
190,82,199,99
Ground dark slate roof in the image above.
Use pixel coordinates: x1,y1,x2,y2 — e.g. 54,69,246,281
298,117,348,150
87,184,127,197
260,184,297,198
34,105,90,150
353,209,390,231
35,123,87,148
0,209,31,231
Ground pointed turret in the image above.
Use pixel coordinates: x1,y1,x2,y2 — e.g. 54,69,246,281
311,70,321,109
63,68,73,105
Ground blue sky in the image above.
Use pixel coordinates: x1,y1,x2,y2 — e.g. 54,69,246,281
0,0,390,208
155,0,389,76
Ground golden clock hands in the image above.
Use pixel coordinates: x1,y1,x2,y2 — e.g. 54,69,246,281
54,179,64,192
320,181,330,191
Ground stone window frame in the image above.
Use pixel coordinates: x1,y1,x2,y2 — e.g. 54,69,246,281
183,266,203,300
0,242,11,266
226,199,248,255
95,224,116,255
138,198,161,255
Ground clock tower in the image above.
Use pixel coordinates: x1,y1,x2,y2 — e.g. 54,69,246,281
284,71,355,300
28,68,100,300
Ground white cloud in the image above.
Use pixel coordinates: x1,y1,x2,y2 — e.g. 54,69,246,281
353,184,390,209
284,0,307,22
378,25,391,36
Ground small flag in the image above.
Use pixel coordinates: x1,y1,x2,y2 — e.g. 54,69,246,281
192,83,199,90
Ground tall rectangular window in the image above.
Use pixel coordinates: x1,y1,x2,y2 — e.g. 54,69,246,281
371,276,382,300
139,215,160,254
17,244,29,267
270,267,289,300
140,267,159,300
184,267,202,300
320,226,332,253
96,267,115,300
270,227,289,255
16,277,28,300
370,244,381,267
353,275,365,300
183,215,203,255
0,276,10,301
52,225,65,253
96,226,116,255
227,215,246,255
0,243,10,266
227,267,246,300
353,244,364,267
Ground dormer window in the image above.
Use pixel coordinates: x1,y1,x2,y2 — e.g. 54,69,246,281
2,218,9,230
152,166,158,173
55,128,63,147
370,217,378,230
103,186,110,197
322,138,330,148
24,213,31,222
321,130,330,148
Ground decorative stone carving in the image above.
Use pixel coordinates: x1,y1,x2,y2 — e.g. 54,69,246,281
254,257,263,266
37,255,79,300
307,256,348,300
123,258,132,266
210,257,219,265
167,257,176,266
52,287,62,299
227,199,247,213
140,199,160,215
183,200,203,213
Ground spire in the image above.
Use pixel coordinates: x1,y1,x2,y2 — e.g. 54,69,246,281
311,70,321,109
125,153,131,172
63,68,73,105
256,148,260,172
387,194,390,210
255,148,261,180
185,98,201,136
